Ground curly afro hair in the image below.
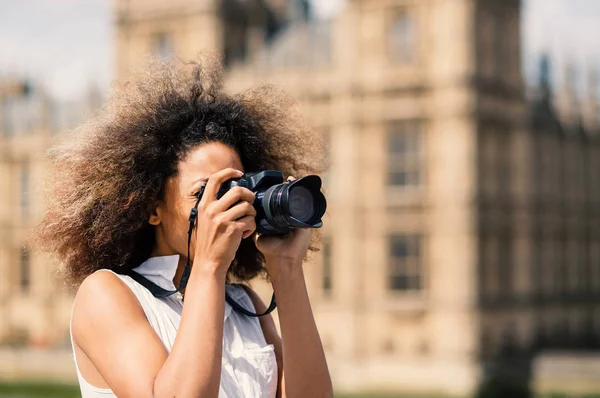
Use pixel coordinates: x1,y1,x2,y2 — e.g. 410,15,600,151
36,55,326,287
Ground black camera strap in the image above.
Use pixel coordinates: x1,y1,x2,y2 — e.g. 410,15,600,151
124,184,276,318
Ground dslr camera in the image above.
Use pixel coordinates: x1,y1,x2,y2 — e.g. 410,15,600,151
217,170,327,236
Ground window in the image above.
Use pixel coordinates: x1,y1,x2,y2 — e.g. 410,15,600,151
572,240,587,293
389,10,416,63
533,137,544,199
20,247,30,294
321,130,331,191
322,239,332,295
481,8,510,79
223,23,248,67
592,150,600,202
505,7,519,82
531,229,543,296
152,32,174,59
566,240,580,293
590,240,600,293
481,231,499,301
387,122,422,187
480,327,494,360
20,164,29,220
481,130,498,196
496,132,512,196
388,235,423,291
569,147,586,199
491,13,503,77
481,129,511,197
479,9,494,78
541,235,560,297
498,230,513,296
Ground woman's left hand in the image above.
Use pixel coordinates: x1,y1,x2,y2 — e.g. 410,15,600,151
252,176,312,281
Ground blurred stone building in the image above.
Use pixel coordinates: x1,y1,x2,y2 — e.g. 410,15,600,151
0,82,103,350
1,0,599,395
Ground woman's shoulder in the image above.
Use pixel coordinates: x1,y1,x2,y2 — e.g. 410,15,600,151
72,270,146,340
76,269,136,305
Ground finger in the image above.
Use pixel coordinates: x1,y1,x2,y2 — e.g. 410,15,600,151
286,176,297,182
202,168,244,206
213,186,255,212
222,201,257,222
235,215,256,239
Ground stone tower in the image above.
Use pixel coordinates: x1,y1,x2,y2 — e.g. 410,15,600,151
113,0,294,78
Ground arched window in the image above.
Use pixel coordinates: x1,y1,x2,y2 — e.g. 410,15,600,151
388,234,423,291
387,121,423,188
19,246,30,294
20,163,29,221
389,10,416,64
152,32,174,59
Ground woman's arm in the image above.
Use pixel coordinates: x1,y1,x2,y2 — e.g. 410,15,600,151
245,267,332,398
271,265,333,398
154,267,227,396
253,228,333,398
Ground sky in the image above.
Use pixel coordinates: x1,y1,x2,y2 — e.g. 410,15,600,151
522,0,600,92
0,0,598,100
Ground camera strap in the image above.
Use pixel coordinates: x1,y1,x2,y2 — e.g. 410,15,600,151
124,184,277,318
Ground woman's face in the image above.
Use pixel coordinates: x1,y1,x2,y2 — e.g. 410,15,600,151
149,141,244,260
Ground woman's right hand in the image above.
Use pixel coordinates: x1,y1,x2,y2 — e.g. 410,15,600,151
192,168,257,275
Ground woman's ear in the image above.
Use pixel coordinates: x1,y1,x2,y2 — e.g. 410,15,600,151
148,200,164,226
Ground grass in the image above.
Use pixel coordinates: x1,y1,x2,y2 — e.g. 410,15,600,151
0,381,80,398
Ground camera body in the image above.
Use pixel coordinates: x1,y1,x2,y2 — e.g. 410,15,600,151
217,170,326,235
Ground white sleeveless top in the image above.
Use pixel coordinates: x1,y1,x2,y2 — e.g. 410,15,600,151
70,255,278,398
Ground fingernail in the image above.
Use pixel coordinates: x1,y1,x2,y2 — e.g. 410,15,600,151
236,170,243,175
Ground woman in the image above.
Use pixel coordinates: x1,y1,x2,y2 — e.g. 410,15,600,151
37,56,332,397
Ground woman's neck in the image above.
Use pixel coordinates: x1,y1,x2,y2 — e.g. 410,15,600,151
150,238,189,295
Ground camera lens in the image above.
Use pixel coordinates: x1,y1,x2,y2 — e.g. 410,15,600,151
257,174,326,235
288,186,316,223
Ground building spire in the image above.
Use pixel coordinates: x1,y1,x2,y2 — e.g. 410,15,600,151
539,53,551,92
537,53,553,105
